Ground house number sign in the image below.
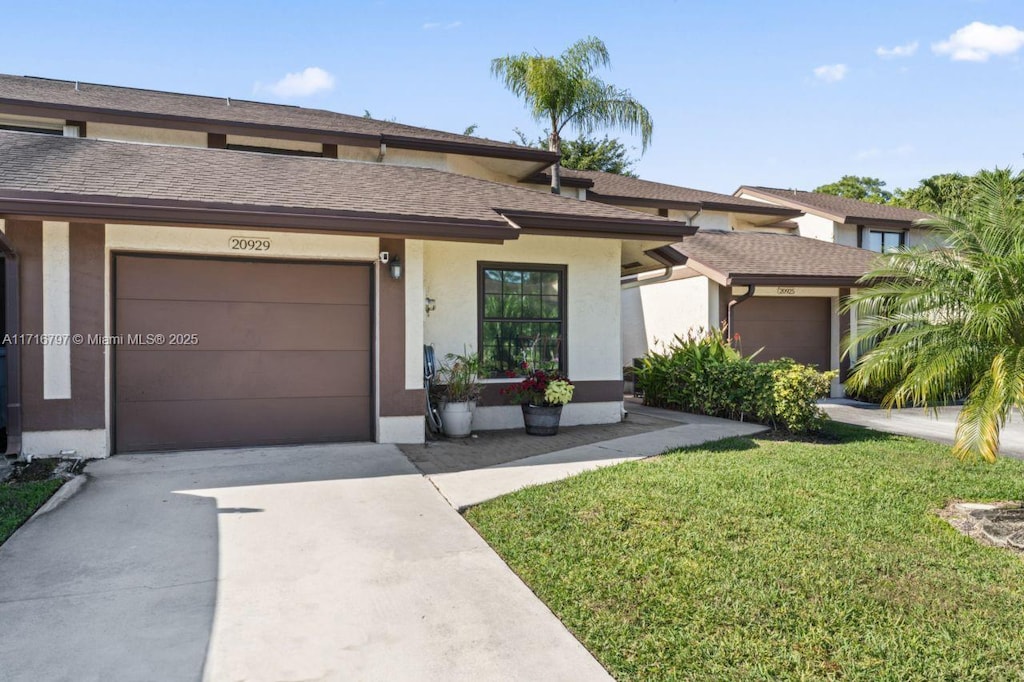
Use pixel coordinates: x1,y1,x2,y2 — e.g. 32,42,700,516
230,237,272,251
776,287,796,295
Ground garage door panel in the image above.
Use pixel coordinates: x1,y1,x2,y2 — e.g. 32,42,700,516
116,350,370,401
734,297,830,369
116,299,370,351
114,255,373,453
115,397,372,452
116,257,370,305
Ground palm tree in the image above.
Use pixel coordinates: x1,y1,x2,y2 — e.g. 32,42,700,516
491,36,652,194
844,171,1024,462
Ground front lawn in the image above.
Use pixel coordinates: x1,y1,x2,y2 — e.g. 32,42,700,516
1,479,63,545
466,423,1024,680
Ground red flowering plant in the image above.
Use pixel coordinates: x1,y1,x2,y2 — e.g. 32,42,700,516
501,369,575,407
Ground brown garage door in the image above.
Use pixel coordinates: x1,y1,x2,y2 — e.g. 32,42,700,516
113,254,372,453
733,296,830,369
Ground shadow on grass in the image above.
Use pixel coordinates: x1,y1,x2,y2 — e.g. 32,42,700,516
663,420,909,458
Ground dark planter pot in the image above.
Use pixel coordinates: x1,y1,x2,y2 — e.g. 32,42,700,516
522,403,563,436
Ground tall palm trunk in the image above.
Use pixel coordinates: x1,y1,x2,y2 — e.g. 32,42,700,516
548,121,561,195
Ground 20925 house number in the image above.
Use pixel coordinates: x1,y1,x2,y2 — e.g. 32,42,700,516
776,287,796,295
230,237,271,251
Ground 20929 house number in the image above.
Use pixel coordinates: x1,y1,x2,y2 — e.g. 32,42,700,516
230,237,271,251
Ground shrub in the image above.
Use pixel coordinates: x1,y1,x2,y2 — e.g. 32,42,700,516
636,329,835,434
770,363,835,433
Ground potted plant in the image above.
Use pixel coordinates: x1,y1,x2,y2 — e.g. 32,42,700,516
436,350,482,438
502,370,574,436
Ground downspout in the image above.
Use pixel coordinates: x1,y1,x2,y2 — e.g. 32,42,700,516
726,284,756,338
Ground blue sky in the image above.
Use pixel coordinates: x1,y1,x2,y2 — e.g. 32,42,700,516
3,1,1021,194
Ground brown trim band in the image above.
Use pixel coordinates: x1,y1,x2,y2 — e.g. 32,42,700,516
0,230,21,456
726,274,868,287
478,380,623,407
523,173,596,189
501,210,696,241
589,192,803,218
587,193,701,212
0,190,518,242
0,98,560,165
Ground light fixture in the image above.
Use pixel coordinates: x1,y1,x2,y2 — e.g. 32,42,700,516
388,255,402,280
425,297,436,316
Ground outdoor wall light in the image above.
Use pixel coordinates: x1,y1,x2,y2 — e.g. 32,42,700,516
388,256,402,280
425,297,436,316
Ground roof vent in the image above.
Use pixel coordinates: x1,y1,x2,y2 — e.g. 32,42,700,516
74,81,79,92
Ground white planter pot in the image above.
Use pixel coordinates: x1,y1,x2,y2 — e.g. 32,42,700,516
441,401,475,438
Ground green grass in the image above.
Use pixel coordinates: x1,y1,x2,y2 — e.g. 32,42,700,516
465,423,1024,681
0,479,63,545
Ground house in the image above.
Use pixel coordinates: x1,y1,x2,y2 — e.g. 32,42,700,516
576,172,889,397
735,186,935,252
0,74,694,457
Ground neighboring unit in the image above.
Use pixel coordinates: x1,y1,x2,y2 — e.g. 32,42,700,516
602,173,905,396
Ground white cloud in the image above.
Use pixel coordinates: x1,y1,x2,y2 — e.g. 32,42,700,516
813,63,848,83
423,20,462,30
255,67,335,98
933,21,1024,62
876,41,919,58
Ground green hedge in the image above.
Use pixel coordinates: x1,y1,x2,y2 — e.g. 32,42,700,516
636,329,835,434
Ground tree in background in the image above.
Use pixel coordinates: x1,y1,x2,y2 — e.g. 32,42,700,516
844,172,1024,462
894,169,1024,214
513,129,638,176
491,36,652,193
814,175,893,204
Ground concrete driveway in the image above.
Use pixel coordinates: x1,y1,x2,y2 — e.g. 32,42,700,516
822,400,1024,459
0,444,610,682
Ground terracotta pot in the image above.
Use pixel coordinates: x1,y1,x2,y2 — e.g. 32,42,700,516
521,403,563,436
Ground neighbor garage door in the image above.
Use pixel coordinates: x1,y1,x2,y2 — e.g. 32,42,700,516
732,296,830,369
113,255,372,453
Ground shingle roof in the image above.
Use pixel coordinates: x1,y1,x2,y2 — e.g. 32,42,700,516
738,186,932,226
0,74,555,164
529,169,803,217
670,230,880,286
0,130,690,241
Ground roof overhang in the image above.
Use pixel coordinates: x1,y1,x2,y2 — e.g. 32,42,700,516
499,209,697,241
0,98,560,169
0,190,519,242
588,192,804,220
522,172,596,189
587,192,701,212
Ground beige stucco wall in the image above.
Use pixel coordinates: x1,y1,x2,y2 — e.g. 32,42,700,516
422,234,621,382
621,275,712,366
226,134,323,153
0,113,64,131
87,122,207,147
689,211,732,232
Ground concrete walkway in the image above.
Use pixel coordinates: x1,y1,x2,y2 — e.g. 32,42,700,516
822,400,1024,459
430,405,768,510
0,444,610,682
